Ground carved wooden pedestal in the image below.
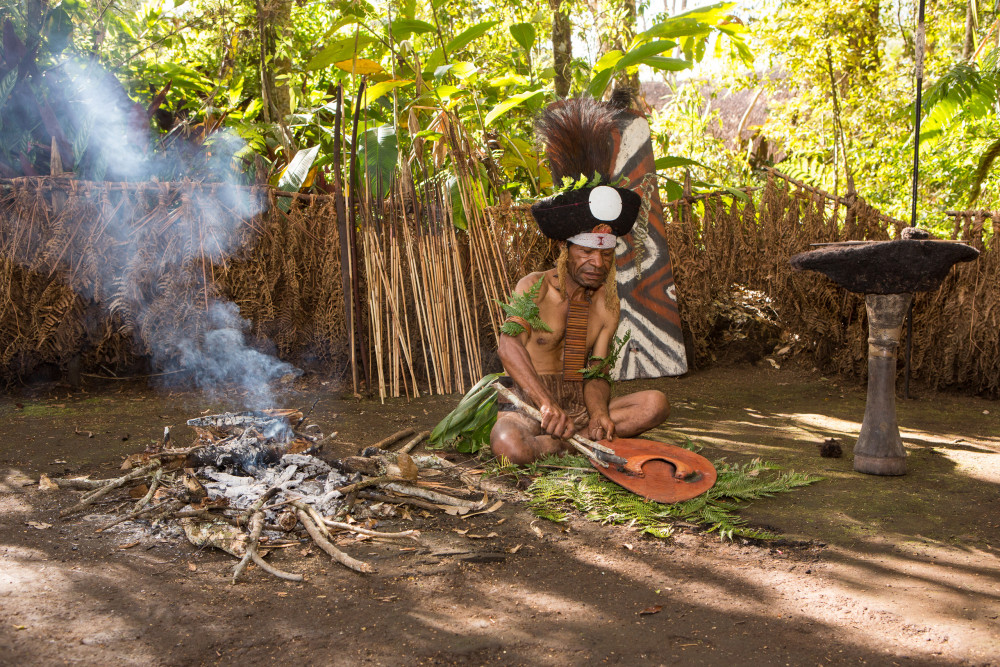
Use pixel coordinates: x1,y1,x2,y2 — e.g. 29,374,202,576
853,293,913,476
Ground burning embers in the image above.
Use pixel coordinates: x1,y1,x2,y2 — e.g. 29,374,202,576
50,413,494,581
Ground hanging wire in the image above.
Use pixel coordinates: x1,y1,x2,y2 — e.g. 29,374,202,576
905,0,927,399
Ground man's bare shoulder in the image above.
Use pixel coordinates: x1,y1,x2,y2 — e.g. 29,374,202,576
513,270,558,299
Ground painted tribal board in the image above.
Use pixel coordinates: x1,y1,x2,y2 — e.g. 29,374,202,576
610,109,688,379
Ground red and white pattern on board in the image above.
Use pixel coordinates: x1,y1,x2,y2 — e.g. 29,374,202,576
609,110,688,379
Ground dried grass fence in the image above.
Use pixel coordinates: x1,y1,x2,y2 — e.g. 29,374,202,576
3,168,997,397
0,177,350,384
661,170,1000,397
0,173,553,397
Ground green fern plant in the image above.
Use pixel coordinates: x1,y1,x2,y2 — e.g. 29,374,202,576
526,446,821,541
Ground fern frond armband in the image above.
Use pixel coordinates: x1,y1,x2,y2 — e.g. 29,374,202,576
579,330,632,383
497,276,552,337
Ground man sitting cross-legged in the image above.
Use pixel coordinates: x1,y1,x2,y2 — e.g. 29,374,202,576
490,97,669,465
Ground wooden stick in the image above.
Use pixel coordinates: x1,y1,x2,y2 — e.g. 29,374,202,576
95,499,178,533
381,482,486,510
396,429,430,454
297,509,373,573
357,490,440,512
368,428,416,451
250,551,304,582
61,461,161,517
490,384,621,465
290,500,334,540
239,486,280,526
232,511,264,583
47,476,105,490
321,518,421,541
133,467,163,511
332,475,405,495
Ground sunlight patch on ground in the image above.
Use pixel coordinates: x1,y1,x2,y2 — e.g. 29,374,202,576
0,494,33,514
553,534,994,662
0,468,36,494
0,546,60,596
929,448,1000,484
820,544,1000,660
664,425,795,453
0,555,167,664
779,413,862,436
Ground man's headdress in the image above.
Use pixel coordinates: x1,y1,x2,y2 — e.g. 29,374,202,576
530,97,640,248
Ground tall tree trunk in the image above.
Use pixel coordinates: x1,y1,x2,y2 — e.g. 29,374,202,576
255,0,292,123
594,0,639,98
963,1,976,60
549,0,572,98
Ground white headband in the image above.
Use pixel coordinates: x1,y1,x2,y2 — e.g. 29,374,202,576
567,232,617,249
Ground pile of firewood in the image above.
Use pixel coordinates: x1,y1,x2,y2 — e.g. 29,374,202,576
47,413,494,582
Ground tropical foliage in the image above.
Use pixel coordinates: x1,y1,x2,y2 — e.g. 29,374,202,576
2,1,998,225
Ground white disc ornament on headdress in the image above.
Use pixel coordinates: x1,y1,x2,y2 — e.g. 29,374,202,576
588,185,623,221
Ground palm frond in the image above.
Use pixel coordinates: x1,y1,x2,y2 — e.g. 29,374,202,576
919,62,999,144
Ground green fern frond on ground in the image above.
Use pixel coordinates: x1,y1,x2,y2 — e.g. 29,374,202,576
526,445,821,541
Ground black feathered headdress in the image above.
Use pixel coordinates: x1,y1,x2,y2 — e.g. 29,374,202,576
530,97,640,243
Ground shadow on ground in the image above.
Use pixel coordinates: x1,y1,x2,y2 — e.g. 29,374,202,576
0,364,997,665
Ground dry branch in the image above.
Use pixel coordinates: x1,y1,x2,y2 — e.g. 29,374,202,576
297,509,373,574
60,461,161,517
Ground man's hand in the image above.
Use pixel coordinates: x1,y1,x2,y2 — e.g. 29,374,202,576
587,413,615,442
539,401,575,440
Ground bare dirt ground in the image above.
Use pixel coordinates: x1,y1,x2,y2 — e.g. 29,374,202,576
1,364,998,666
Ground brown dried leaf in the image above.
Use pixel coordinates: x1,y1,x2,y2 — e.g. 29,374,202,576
396,452,419,481
639,605,663,615
465,532,498,539
128,484,149,499
460,500,503,519
508,544,523,554
182,469,208,500
118,541,140,550
120,453,148,470
187,562,197,571
37,474,58,491
26,521,52,530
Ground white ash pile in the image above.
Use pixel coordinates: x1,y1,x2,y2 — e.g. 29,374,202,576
48,415,494,581
185,410,349,515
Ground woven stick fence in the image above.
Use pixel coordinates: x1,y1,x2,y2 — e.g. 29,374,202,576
481,170,1000,397
0,177,349,384
4,169,996,397
662,170,999,396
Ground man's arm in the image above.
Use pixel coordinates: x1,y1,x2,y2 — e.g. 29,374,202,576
497,274,575,439
582,303,617,441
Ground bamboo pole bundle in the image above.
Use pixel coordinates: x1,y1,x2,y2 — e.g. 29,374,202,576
424,198,452,393
431,187,459,393
392,202,418,398
370,214,419,399
445,200,482,385
361,225,386,402
399,193,435,395
417,190,449,393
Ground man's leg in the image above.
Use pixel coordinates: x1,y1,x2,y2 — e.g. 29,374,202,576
490,412,568,464
608,390,670,438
